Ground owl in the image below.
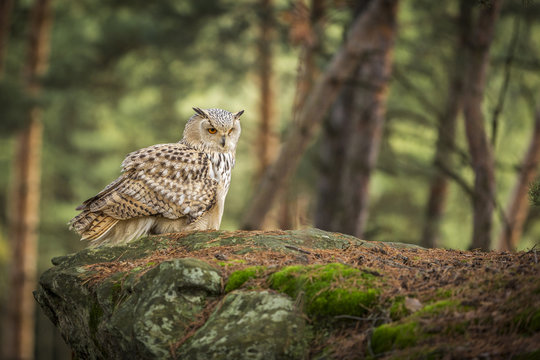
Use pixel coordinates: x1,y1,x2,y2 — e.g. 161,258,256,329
69,107,244,247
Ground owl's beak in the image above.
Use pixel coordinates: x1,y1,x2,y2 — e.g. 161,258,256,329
220,136,226,147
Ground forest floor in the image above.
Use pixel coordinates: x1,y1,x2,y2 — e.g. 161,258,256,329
81,230,540,359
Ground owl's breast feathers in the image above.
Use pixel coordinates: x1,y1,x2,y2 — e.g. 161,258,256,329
69,143,223,242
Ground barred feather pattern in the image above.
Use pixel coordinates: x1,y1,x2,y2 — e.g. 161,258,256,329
69,141,235,246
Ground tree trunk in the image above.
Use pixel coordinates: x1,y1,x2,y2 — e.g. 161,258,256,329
279,0,325,230
497,108,540,251
242,0,399,230
0,0,14,75
420,1,468,248
255,0,278,181
315,0,398,238
291,0,324,123
462,0,502,250
315,89,351,231
3,0,53,359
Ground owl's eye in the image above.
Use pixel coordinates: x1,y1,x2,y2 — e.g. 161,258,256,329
228,128,234,135
208,128,217,134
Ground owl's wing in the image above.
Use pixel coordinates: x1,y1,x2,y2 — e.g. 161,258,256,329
76,143,218,221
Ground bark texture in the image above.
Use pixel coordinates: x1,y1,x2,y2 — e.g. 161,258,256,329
242,0,399,230
255,0,278,181
462,0,502,250
315,0,398,238
4,0,53,359
278,0,325,230
497,109,540,251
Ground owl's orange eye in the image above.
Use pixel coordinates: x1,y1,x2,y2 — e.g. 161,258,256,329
228,129,234,135
208,128,217,134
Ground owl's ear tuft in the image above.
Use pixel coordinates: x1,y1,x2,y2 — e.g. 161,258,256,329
193,107,207,118
233,110,244,120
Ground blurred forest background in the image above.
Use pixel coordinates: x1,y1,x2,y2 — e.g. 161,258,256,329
1,0,540,358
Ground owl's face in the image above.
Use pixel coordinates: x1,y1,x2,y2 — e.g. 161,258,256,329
184,107,243,152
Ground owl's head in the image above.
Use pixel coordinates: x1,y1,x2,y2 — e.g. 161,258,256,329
183,107,244,152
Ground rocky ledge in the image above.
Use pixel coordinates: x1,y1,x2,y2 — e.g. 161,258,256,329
34,229,540,359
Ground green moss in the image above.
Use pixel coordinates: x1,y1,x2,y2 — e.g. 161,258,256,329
110,281,122,305
435,289,453,299
417,299,463,316
371,322,420,354
389,296,410,321
372,298,473,353
269,263,380,317
514,308,540,334
217,259,247,267
225,266,266,292
89,301,104,340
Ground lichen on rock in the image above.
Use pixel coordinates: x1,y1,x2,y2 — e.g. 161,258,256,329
176,290,308,359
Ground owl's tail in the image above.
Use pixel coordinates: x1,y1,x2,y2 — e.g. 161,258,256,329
69,211,156,247
69,211,119,243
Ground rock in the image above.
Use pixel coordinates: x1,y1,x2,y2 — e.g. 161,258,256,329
34,229,540,359
177,291,307,359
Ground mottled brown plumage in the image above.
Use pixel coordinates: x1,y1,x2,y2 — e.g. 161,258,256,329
69,107,244,246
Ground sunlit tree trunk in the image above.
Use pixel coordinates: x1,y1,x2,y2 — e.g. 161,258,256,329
255,0,277,181
462,0,502,250
315,0,398,238
4,0,53,359
279,0,324,230
497,108,540,251
420,1,468,248
242,0,399,230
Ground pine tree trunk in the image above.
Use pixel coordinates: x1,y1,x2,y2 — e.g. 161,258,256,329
242,0,399,230
420,1,468,248
462,0,502,250
316,0,398,238
497,109,540,251
255,0,277,181
315,90,351,231
4,0,52,358
279,0,325,230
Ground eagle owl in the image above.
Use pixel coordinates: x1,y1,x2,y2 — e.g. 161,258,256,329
69,107,244,247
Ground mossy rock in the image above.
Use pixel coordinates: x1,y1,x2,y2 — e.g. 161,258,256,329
34,229,540,359
371,299,476,355
269,263,380,317
224,266,266,292
177,290,308,359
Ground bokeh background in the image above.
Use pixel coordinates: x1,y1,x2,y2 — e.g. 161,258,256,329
1,0,540,358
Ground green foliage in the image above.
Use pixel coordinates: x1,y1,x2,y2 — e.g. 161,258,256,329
269,263,380,317
224,266,266,292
